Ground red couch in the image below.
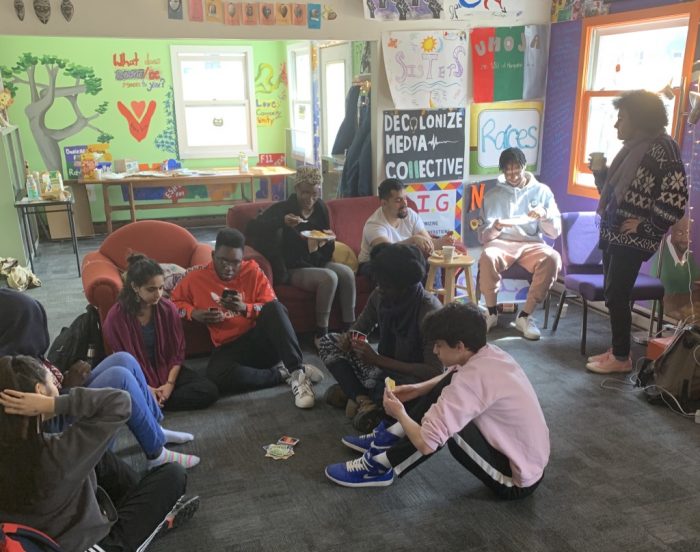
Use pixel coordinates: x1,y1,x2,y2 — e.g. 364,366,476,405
81,220,221,356
226,196,384,333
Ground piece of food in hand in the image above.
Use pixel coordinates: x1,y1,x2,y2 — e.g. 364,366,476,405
307,229,332,239
385,376,396,391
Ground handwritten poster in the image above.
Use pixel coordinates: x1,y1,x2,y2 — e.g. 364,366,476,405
383,109,466,183
469,101,543,175
405,182,463,238
382,30,468,109
365,0,443,20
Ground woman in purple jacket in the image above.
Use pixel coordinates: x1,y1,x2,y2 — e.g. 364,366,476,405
104,254,219,411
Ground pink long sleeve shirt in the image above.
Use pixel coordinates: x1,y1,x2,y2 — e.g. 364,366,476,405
420,344,550,488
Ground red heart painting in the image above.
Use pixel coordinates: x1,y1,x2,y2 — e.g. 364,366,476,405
117,100,157,142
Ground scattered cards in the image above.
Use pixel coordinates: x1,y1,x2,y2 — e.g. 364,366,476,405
349,330,367,342
263,436,300,460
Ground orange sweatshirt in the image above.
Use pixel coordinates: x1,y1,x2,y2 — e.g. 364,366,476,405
171,260,276,347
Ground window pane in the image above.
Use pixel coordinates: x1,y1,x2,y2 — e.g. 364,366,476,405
184,105,249,147
584,95,677,164
180,58,246,101
295,52,311,101
324,61,346,155
292,101,313,159
591,23,687,91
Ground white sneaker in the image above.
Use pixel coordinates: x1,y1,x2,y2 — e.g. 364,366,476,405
290,370,315,408
514,315,541,340
485,313,498,332
302,363,325,384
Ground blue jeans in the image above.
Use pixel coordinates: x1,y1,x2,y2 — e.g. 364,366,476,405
86,352,165,456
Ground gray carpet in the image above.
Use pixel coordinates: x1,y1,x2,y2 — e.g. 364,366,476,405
16,229,700,552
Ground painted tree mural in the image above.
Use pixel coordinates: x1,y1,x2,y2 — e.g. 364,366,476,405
0,53,113,170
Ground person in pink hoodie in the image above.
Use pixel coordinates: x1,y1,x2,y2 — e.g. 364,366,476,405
324,302,550,499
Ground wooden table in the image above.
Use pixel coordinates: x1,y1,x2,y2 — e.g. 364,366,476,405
425,252,477,304
76,166,295,233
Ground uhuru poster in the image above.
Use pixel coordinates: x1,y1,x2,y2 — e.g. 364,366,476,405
384,108,466,183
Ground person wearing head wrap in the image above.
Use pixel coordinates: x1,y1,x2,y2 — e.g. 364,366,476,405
250,166,356,346
318,243,444,432
0,288,200,469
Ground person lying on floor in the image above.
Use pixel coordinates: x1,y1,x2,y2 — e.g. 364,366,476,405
248,167,356,348
104,253,219,411
0,288,200,469
171,228,323,409
0,356,199,552
324,302,550,499
318,243,443,432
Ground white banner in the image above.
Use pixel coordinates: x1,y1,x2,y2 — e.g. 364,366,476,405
445,0,541,25
382,30,468,109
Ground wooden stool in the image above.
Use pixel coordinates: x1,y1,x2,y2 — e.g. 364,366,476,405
426,253,476,304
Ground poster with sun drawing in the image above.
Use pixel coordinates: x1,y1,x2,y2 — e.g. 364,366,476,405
382,30,468,109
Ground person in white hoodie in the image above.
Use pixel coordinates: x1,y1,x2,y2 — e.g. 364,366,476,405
478,147,562,340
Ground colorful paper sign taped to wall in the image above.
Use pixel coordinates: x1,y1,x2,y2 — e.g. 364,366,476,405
405,181,462,239
469,100,542,175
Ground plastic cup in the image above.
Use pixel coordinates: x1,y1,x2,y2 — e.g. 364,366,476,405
589,152,606,171
442,245,455,262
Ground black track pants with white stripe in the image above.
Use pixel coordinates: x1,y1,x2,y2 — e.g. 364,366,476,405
385,373,542,500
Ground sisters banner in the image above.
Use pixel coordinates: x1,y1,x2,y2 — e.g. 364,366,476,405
471,24,549,103
382,30,468,109
384,108,466,183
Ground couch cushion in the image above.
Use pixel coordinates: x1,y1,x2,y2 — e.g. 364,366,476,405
227,202,273,235
332,241,359,273
327,196,381,255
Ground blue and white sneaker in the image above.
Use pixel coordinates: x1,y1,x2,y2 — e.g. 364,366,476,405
325,451,394,488
341,420,399,453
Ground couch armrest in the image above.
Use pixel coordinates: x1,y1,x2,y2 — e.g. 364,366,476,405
243,245,273,284
190,243,213,267
82,259,124,322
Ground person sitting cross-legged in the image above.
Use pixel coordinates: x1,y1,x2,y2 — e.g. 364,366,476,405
171,228,323,409
318,243,443,432
478,147,561,340
324,302,550,499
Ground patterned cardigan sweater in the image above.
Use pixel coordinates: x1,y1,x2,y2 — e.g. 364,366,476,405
598,134,688,261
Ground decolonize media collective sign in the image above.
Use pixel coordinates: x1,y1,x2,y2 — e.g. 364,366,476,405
383,108,466,184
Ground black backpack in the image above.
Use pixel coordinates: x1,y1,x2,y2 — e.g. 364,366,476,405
0,523,63,552
47,305,105,373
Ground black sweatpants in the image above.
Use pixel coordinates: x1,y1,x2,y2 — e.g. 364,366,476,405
94,450,187,551
163,365,219,411
385,373,542,500
206,301,302,394
602,248,646,359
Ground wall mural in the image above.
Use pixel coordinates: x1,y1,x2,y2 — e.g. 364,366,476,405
0,53,112,171
254,62,287,127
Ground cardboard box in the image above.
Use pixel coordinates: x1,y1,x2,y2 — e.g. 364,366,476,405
113,159,139,174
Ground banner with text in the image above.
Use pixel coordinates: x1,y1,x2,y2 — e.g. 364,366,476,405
405,181,463,239
469,101,542,175
384,108,466,183
382,30,468,109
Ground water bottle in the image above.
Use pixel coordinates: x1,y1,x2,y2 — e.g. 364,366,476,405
87,343,96,366
239,151,249,173
25,173,40,200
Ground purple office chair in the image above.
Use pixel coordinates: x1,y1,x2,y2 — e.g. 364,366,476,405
551,212,665,354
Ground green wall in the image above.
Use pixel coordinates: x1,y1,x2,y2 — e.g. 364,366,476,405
0,35,292,223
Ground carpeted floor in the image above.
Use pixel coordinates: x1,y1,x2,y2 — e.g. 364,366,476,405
16,228,700,552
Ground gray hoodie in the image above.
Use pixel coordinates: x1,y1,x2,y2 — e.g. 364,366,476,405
0,387,131,552
479,172,561,245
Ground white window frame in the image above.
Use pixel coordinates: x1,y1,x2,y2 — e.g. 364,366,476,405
170,45,257,159
320,42,353,159
287,42,314,164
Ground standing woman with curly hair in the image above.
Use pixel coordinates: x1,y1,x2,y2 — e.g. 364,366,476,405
587,90,688,374
104,254,219,411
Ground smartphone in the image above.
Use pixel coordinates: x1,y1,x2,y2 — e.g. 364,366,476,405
221,289,239,301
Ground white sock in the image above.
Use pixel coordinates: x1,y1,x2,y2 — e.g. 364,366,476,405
373,452,391,469
147,447,200,469
161,427,194,445
386,422,405,438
